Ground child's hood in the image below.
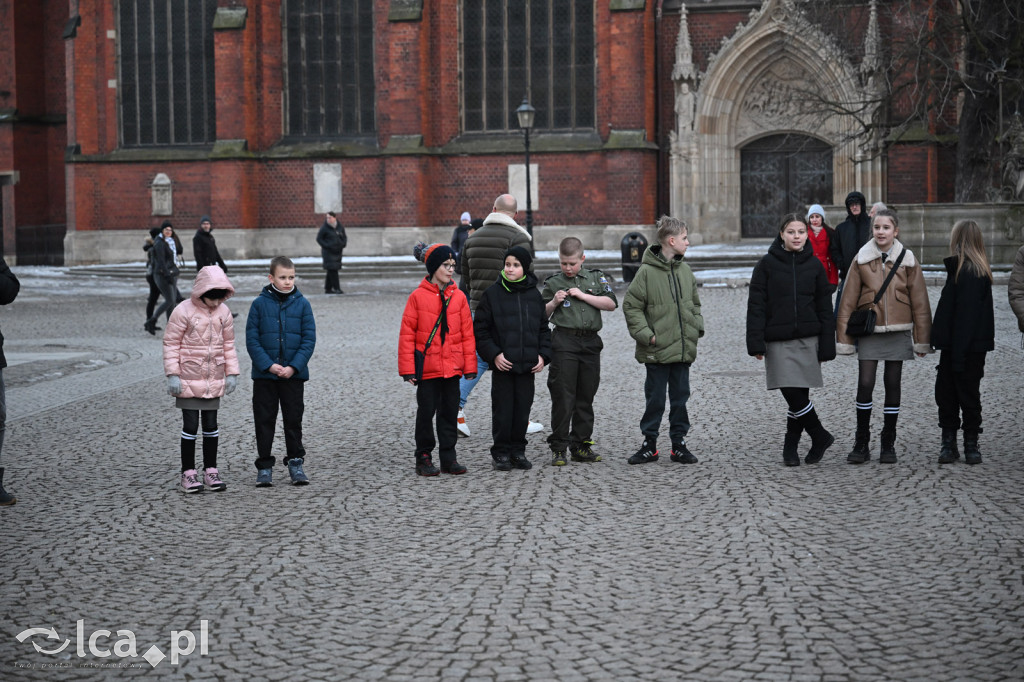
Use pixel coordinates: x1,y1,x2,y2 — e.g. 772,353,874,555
190,265,235,303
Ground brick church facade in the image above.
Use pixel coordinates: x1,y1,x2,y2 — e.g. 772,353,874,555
1,0,958,264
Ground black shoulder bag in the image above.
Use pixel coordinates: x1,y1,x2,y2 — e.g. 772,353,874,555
845,248,905,337
414,294,450,382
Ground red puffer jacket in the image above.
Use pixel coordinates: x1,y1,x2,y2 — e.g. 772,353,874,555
399,278,476,380
163,266,241,398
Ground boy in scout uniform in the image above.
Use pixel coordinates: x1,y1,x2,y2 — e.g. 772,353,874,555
542,237,618,466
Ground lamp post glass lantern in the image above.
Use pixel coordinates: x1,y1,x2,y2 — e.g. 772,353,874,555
516,97,536,235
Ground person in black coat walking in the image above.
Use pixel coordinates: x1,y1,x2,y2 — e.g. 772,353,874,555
834,191,872,313
746,213,836,466
0,257,21,505
193,215,227,273
145,222,183,335
316,212,347,294
931,220,995,465
474,246,552,471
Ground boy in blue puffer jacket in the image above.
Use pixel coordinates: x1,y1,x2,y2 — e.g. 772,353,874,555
246,256,317,487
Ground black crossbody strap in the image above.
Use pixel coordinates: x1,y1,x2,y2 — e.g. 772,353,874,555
423,293,450,353
872,248,906,305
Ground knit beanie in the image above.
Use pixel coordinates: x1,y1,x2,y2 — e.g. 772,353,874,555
806,204,825,221
505,245,532,272
149,226,162,238
200,215,211,225
424,243,457,277
160,219,173,231
460,212,471,222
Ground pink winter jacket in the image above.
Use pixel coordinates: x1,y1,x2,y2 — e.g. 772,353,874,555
163,266,241,399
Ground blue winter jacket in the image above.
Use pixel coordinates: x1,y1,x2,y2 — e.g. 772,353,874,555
246,285,316,381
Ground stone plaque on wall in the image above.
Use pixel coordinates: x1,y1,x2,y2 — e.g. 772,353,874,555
508,164,539,211
314,163,343,214
151,173,172,216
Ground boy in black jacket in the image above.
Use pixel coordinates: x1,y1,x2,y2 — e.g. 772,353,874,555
473,246,552,471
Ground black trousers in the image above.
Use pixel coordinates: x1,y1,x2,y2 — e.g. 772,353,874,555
415,377,460,462
324,268,340,292
490,371,535,459
145,273,161,320
147,273,179,324
252,379,306,470
935,350,986,433
546,330,602,451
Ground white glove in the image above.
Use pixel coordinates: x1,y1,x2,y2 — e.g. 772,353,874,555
225,375,238,395
167,375,182,396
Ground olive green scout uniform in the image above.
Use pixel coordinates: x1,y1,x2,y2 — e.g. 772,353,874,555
541,268,618,453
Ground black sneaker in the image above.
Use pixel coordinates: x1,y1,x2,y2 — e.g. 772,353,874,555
493,455,512,472
670,443,698,464
627,439,658,465
551,449,568,467
570,441,601,463
509,454,533,470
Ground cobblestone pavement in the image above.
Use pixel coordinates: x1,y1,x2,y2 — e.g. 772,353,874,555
1,267,1022,681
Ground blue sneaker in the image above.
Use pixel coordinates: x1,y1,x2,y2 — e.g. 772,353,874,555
287,459,309,485
256,468,273,487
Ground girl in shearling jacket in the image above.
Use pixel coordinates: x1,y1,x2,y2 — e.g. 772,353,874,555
836,209,932,464
163,266,241,493
399,244,477,476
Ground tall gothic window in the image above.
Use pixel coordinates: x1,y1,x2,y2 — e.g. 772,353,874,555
117,0,217,147
462,0,595,133
285,0,376,137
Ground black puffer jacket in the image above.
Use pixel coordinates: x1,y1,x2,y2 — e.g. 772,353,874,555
461,213,533,312
746,236,836,360
835,191,871,279
0,257,21,369
931,256,995,370
474,272,552,373
316,219,347,270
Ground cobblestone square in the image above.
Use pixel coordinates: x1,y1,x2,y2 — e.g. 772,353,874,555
1,269,1022,680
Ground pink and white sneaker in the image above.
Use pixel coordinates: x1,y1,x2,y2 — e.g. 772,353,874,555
204,467,227,492
180,469,204,494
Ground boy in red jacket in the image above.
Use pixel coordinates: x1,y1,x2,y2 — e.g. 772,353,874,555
399,244,477,476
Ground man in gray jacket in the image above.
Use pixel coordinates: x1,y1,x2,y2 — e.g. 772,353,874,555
457,194,543,437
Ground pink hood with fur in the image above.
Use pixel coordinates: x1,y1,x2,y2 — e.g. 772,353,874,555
162,266,241,398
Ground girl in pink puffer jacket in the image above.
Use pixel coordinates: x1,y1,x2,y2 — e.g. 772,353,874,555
163,266,241,493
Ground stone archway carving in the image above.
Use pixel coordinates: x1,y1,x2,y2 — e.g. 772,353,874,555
670,0,885,243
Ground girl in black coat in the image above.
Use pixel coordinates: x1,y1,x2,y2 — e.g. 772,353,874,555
746,214,837,466
474,246,552,471
931,220,995,465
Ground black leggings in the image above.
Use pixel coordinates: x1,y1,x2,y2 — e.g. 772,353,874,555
856,360,902,406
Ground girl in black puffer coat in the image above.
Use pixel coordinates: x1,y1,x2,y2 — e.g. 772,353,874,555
474,246,552,471
746,213,836,466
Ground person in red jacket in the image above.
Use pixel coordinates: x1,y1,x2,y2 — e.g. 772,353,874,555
399,244,477,476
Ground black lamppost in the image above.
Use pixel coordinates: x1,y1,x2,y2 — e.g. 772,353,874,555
515,97,536,236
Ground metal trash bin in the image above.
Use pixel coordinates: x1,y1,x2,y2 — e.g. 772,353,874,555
620,232,648,283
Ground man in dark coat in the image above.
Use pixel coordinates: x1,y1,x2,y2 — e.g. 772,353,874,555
193,215,228,273
316,212,347,294
0,257,21,506
834,191,872,313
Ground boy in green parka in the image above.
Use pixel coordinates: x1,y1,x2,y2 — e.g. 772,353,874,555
622,216,705,465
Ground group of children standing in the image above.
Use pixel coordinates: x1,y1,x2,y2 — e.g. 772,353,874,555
747,208,996,466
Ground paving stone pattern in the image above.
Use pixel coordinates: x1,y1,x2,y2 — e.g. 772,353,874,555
1,270,1022,680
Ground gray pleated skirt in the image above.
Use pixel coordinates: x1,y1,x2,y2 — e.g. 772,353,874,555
176,397,221,410
856,330,913,361
765,337,823,390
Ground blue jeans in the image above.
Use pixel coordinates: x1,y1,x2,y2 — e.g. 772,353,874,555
459,352,489,409
640,362,691,446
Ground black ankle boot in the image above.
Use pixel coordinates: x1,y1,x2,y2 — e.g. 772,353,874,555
938,428,960,464
847,430,871,464
782,418,801,466
0,468,15,506
415,453,440,477
879,429,897,463
492,453,512,471
963,431,982,465
439,452,467,475
799,408,834,464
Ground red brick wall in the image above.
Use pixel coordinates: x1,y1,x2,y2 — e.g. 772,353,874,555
888,143,956,204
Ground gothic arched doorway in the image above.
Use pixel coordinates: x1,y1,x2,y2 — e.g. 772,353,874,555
740,134,833,237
